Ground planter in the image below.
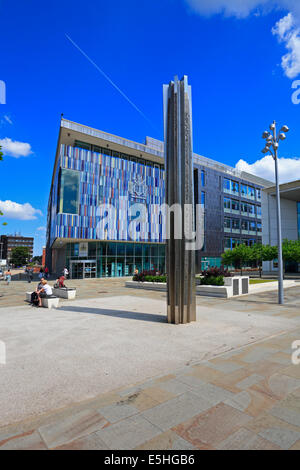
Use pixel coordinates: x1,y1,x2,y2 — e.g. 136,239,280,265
53,287,77,300
126,276,249,298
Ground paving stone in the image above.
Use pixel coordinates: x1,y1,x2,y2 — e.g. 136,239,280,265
142,392,214,431
95,415,162,450
177,377,235,405
289,439,300,450
258,427,300,450
38,409,108,449
241,349,274,364
206,361,244,374
216,428,281,450
156,378,193,396
0,430,47,450
98,402,139,423
54,432,109,450
173,403,252,448
135,430,197,450
236,374,264,390
269,405,300,427
268,352,293,366
143,386,177,404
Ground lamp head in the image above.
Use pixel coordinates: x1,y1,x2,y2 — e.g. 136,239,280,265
279,133,286,141
262,131,269,139
261,148,269,154
280,125,289,133
269,122,275,131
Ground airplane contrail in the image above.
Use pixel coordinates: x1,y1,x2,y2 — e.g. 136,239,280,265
65,34,156,130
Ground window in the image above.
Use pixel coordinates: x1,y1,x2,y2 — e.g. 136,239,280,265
58,168,80,214
256,188,261,200
224,238,231,249
231,200,240,211
249,221,256,232
224,197,231,210
224,218,231,229
223,178,231,191
256,206,262,217
248,186,255,198
241,220,249,231
257,222,262,232
231,181,239,193
201,191,206,207
101,147,111,156
241,184,247,197
248,204,255,215
232,239,240,248
74,140,91,151
201,170,205,186
232,219,240,230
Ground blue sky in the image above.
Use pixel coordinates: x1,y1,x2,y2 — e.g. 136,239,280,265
1,0,300,255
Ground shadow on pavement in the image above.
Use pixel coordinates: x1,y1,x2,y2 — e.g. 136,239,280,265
58,305,167,323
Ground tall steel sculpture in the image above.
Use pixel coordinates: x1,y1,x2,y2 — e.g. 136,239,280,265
163,75,196,324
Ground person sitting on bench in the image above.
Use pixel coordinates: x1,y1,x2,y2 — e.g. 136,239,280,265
30,277,45,305
54,275,66,288
37,280,53,307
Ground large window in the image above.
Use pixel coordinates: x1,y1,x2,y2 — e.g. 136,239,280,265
58,168,80,214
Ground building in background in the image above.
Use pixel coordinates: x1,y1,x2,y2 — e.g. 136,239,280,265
0,234,34,263
46,118,271,278
262,180,300,273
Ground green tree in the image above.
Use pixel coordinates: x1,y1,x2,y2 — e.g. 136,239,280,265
282,239,300,276
251,244,278,278
221,250,235,268
11,246,30,267
222,244,253,275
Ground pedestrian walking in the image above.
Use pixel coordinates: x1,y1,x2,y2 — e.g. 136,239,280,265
5,269,11,285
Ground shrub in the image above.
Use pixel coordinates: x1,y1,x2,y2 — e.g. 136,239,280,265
200,275,224,286
201,267,231,279
132,269,164,282
144,275,167,283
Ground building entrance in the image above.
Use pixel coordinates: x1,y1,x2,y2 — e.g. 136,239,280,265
71,260,97,279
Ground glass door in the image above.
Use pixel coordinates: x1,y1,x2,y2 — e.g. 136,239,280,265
71,262,84,279
84,262,96,278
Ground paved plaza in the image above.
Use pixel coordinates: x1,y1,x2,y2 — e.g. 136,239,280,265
0,278,300,449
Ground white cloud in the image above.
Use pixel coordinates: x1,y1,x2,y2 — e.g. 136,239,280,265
235,155,300,183
272,13,300,78
185,1,300,79
37,226,46,231
0,200,42,220
0,137,32,158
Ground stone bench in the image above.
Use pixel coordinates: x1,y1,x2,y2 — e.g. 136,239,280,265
25,292,59,308
53,287,76,300
41,295,59,309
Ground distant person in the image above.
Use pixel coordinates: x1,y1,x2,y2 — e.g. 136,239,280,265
44,266,49,279
134,268,139,275
5,269,11,285
63,267,69,279
37,280,53,307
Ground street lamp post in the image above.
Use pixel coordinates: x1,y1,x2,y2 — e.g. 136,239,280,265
262,121,289,305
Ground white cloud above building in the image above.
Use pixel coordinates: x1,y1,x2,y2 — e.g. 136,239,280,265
0,200,42,220
0,137,32,158
235,154,300,183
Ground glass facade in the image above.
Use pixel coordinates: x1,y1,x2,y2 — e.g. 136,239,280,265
66,241,166,279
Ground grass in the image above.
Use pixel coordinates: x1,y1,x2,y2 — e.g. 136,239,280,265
249,279,276,285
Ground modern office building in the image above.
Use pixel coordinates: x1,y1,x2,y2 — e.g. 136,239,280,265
0,234,34,263
262,180,300,273
46,118,271,278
